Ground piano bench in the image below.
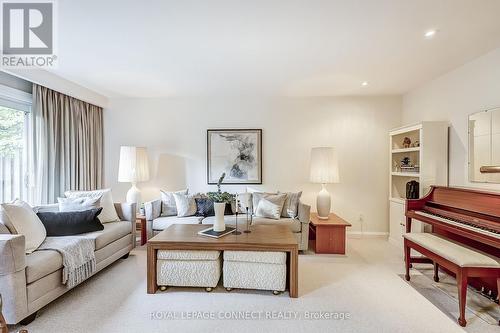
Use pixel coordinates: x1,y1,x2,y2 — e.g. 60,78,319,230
403,233,500,327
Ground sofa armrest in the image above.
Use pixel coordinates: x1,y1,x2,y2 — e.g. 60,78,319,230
0,234,26,275
297,202,311,224
114,202,136,223
0,234,28,324
144,199,161,221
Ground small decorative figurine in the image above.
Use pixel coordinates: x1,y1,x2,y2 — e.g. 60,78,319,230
403,137,412,148
401,157,411,166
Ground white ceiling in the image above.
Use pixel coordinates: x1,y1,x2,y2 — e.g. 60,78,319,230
51,0,500,98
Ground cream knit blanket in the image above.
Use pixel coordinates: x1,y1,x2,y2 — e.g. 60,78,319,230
38,236,96,288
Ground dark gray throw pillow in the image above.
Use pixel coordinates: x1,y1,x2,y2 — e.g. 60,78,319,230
195,198,215,217
37,208,104,236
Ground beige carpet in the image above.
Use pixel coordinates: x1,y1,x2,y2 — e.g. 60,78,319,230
10,238,499,333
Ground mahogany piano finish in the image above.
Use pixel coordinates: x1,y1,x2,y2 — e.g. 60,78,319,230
309,213,351,254
405,186,500,326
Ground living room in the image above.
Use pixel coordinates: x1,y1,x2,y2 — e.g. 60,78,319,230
1,1,500,333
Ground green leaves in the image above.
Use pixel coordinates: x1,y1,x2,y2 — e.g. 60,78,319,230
206,191,235,204
0,106,24,157
209,172,235,203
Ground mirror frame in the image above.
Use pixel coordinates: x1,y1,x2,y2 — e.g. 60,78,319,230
468,107,500,183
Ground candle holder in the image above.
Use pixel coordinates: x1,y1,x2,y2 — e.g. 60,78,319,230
244,207,252,233
234,196,241,235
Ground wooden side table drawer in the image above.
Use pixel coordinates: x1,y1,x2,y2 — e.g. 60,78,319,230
309,213,351,254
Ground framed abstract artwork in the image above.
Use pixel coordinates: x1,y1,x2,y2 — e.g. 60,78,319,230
207,129,262,184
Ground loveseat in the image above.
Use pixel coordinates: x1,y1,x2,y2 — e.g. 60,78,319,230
144,199,310,251
0,203,136,325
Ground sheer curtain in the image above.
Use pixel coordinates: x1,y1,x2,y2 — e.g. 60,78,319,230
31,84,103,204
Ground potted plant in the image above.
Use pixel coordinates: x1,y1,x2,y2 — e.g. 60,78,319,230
207,173,235,231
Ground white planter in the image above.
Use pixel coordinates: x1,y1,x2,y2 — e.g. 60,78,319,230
213,202,226,232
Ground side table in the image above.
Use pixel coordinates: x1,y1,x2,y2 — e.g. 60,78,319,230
136,215,147,246
309,212,352,254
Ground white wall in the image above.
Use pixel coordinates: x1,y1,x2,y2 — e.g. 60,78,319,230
402,47,500,191
104,96,401,234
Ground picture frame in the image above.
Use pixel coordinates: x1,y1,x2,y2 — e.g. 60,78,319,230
207,129,262,184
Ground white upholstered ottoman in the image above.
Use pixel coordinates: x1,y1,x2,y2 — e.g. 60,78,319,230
157,250,221,292
223,251,286,294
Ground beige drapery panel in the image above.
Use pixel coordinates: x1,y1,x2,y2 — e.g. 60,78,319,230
31,84,103,204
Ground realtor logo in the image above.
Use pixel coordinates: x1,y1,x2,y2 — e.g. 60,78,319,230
1,0,57,67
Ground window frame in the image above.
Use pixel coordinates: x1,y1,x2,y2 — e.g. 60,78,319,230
0,84,32,203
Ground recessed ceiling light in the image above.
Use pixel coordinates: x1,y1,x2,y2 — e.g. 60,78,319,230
361,81,368,86
424,30,437,38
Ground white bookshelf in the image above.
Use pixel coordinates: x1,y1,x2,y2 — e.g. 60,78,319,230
388,122,449,248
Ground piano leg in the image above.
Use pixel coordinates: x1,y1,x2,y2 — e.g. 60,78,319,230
457,269,468,327
404,239,411,281
433,262,439,282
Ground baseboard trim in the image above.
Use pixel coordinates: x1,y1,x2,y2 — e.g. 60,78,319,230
347,232,389,239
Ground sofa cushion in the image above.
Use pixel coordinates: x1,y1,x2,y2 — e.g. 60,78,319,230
26,250,63,284
224,250,286,264
57,196,101,212
255,197,284,220
201,215,248,227
0,221,10,234
1,200,47,253
81,221,132,250
36,208,104,236
160,189,188,216
173,193,197,217
195,198,215,217
152,216,202,231
65,189,119,223
252,217,302,233
157,250,220,261
280,191,302,218
251,192,279,214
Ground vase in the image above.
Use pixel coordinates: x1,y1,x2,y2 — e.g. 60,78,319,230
213,202,226,232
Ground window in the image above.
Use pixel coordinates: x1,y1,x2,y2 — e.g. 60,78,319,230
0,85,32,203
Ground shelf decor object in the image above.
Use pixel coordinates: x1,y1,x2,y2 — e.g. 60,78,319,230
388,122,448,248
118,146,150,208
310,147,340,220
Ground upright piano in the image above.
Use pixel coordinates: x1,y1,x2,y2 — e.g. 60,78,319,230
405,186,500,298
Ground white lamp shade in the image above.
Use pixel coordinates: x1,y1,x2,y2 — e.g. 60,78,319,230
309,147,340,184
118,146,150,183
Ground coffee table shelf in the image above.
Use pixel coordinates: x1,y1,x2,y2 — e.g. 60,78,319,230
147,224,299,298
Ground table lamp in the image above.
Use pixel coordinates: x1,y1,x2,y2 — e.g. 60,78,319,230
118,146,150,207
310,147,339,219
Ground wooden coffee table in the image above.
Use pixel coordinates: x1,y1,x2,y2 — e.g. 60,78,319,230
147,224,299,297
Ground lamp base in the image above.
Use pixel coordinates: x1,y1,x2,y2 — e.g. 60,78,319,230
126,183,142,207
316,184,331,219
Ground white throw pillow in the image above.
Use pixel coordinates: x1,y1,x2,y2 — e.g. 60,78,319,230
65,189,119,223
58,196,101,212
160,189,188,216
251,192,282,214
1,200,46,253
172,193,197,217
255,198,282,220
280,191,302,218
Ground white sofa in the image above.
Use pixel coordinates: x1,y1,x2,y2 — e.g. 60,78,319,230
0,203,136,325
144,198,310,251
